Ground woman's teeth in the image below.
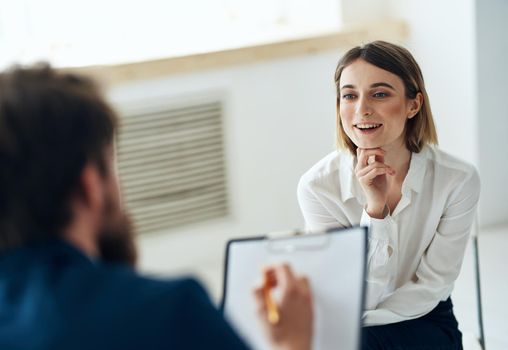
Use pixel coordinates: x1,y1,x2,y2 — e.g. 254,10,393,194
355,123,381,129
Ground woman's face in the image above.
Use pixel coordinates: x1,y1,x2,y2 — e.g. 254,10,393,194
338,59,420,150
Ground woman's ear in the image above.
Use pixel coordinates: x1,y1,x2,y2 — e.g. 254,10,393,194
407,92,423,119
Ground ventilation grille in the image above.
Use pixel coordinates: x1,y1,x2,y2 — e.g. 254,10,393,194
117,100,229,234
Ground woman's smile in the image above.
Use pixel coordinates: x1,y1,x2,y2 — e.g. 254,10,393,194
354,123,383,135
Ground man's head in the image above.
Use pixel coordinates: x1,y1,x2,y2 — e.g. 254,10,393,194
0,64,136,265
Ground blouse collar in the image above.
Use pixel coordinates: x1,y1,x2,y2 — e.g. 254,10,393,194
339,146,429,204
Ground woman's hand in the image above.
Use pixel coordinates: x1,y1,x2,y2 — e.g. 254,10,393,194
253,264,313,350
355,148,395,219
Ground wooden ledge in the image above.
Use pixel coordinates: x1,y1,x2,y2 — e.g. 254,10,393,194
65,19,408,86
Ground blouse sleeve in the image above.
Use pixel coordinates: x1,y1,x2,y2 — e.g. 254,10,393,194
363,167,481,325
298,173,399,310
297,175,350,232
360,210,398,311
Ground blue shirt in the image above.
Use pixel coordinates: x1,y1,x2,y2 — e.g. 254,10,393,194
0,239,249,350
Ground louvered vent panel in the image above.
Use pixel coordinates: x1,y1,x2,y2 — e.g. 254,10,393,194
117,101,229,234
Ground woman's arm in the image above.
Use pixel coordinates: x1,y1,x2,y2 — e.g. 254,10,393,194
297,175,350,231
363,167,481,325
298,172,396,310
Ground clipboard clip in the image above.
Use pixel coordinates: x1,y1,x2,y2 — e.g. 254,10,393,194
266,229,304,239
265,230,331,254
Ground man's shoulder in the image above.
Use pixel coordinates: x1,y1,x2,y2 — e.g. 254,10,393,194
0,243,249,350
82,263,210,315
0,242,213,325
88,267,247,350
109,268,209,309
62,265,225,348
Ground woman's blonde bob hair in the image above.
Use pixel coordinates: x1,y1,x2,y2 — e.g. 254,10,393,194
334,41,438,154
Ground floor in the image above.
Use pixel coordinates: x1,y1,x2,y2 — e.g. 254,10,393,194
452,225,508,350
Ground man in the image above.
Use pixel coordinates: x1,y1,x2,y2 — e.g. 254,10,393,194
0,65,313,350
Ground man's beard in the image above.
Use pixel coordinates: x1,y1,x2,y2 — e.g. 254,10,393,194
97,196,138,268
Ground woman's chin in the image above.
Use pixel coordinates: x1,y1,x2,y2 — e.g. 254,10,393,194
355,141,383,149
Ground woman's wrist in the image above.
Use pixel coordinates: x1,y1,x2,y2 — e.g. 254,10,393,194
366,203,388,219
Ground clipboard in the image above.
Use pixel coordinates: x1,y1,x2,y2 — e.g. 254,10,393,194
221,226,367,350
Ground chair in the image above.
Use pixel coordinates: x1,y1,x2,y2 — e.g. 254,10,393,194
472,214,486,349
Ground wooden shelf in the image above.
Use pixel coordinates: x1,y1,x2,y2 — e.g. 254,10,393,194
64,19,408,86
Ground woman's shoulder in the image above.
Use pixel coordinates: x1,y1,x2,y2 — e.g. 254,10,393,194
299,149,352,187
426,146,478,175
424,146,480,190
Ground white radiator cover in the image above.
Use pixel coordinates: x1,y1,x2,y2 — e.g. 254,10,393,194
116,97,229,234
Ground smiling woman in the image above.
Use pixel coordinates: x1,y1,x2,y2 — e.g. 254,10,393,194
297,41,480,349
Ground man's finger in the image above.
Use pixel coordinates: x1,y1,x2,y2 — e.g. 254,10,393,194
253,285,267,316
298,276,312,298
263,267,277,288
275,263,296,296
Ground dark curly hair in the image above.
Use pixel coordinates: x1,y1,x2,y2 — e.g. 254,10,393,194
0,63,117,253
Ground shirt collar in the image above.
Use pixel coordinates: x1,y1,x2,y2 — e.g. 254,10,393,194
339,146,429,202
339,151,362,203
402,146,428,194
45,238,98,266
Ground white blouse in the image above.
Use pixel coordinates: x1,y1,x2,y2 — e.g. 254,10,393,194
297,146,480,326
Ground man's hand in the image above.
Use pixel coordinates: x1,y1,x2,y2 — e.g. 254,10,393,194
253,264,313,350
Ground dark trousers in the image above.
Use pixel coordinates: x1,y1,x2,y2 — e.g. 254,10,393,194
362,298,463,350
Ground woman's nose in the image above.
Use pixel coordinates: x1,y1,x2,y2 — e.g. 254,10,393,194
355,96,373,117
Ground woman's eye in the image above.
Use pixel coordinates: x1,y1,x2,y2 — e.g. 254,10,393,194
373,92,388,98
342,94,356,100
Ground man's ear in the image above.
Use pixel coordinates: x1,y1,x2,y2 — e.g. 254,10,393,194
73,162,104,212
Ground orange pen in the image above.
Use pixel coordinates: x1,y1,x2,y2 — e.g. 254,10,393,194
263,269,280,324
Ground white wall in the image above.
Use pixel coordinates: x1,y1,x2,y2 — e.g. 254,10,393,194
385,0,508,227
108,52,340,299
380,0,508,340
385,0,478,166
108,0,507,302
476,0,508,227
343,0,479,163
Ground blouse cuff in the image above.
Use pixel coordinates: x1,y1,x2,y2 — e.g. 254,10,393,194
361,207,397,310
360,207,392,240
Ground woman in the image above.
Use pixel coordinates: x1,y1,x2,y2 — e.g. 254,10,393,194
297,41,480,349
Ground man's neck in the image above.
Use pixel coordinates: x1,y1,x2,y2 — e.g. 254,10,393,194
62,221,99,259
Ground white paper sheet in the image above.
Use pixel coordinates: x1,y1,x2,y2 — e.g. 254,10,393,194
222,226,367,350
